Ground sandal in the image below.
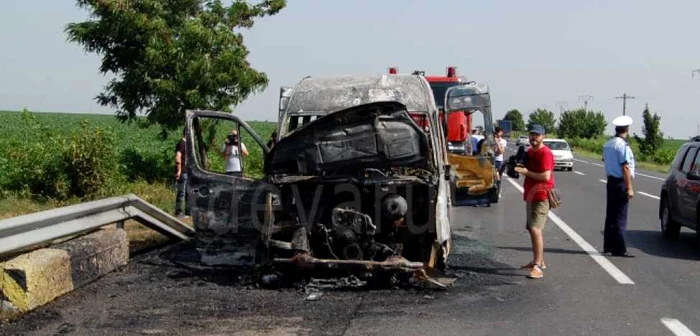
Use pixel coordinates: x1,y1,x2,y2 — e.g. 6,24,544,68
520,261,547,270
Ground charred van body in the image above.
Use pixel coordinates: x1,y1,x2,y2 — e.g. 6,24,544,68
185,75,453,283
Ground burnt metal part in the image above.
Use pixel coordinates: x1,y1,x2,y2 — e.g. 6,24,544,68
274,253,423,273
266,101,430,176
283,75,434,118
271,180,436,263
291,226,310,252
381,194,408,221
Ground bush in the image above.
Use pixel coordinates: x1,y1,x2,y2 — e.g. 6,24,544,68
568,137,606,155
64,120,117,198
1,110,117,200
652,149,675,165
567,136,675,166
4,141,71,199
119,147,173,184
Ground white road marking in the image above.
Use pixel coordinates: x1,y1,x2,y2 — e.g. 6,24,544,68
573,157,605,167
599,179,607,183
662,318,698,336
574,157,666,181
637,172,665,181
506,178,635,285
574,171,585,176
639,191,661,200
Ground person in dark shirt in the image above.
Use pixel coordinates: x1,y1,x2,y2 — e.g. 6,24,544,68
174,129,189,218
267,131,278,149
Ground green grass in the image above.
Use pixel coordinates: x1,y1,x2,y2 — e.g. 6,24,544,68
662,139,686,151
573,148,670,174
0,110,276,250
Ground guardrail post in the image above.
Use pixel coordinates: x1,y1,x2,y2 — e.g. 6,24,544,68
116,220,125,230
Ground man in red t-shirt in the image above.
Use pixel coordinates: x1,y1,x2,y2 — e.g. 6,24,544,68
514,124,555,279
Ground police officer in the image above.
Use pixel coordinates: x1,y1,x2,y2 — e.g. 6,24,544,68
602,115,636,257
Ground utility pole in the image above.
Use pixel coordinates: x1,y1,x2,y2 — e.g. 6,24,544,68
554,101,568,115
579,95,594,110
615,93,635,116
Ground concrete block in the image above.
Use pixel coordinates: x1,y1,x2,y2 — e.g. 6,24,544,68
0,228,128,315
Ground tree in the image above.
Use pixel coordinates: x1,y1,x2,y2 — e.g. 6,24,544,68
503,109,525,131
557,109,585,139
65,0,287,132
527,108,556,135
633,104,664,157
558,109,607,139
586,111,607,138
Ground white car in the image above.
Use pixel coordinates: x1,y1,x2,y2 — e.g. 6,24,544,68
543,138,574,171
516,135,529,147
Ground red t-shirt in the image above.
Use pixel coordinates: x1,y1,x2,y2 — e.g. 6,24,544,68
523,145,555,202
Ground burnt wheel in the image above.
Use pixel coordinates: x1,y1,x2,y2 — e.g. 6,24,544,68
660,197,681,240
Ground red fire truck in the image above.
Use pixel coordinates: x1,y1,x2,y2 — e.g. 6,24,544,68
388,66,472,154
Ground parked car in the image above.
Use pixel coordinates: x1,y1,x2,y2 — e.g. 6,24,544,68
543,138,574,171
516,135,529,147
659,137,700,240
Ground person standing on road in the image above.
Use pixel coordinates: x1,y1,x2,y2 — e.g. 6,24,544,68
514,124,555,279
494,126,507,178
221,129,249,177
174,129,190,219
602,116,636,257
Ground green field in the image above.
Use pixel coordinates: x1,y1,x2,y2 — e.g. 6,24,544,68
0,110,276,163
0,110,276,219
662,139,686,151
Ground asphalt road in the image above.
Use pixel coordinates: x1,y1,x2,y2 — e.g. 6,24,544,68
2,144,700,336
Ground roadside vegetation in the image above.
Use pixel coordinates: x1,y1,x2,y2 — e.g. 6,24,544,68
504,104,682,173
0,109,276,250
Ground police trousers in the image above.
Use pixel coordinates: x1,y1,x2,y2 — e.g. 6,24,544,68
604,176,629,254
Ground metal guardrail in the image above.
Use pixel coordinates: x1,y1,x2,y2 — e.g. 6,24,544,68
0,194,195,257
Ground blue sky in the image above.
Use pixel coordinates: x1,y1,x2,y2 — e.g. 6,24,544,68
1,0,699,138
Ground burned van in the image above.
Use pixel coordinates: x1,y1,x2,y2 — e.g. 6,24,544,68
185,74,453,280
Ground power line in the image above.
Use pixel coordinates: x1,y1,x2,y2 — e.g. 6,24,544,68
578,95,594,110
615,93,635,116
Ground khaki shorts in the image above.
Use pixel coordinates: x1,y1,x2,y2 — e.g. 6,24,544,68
526,200,550,230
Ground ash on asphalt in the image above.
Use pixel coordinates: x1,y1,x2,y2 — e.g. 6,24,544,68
0,234,527,336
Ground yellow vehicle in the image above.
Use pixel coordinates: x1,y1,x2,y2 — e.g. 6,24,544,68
443,82,500,206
